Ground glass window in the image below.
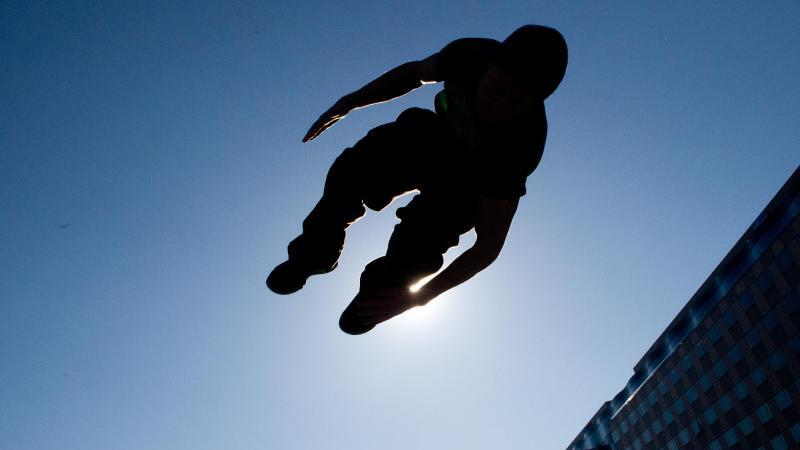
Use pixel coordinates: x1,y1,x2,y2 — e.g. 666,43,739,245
658,380,668,395
675,398,686,414
739,291,755,310
776,389,792,410
700,374,712,392
723,308,738,327
611,430,620,442
637,402,646,416
704,407,718,424
719,394,733,413
724,429,738,446
757,404,773,423
690,419,700,435
652,418,663,435
746,328,762,349
695,343,707,358
669,368,680,383
791,421,800,442
776,247,793,272
770,435,788,450
620,420,628,433
679,429,689,445
752,367,767,386
734,381,749,400
756,270,773,291
633,437,641,450
629,410,638,424
642,429,651,443
708,439,722,450
764,312,778,331
770,351,786,370
714,360,727,378
739,417,755,436
647,391,657,406
729,345,743,364
667,440,677,450
788,335,800,354
687,386,698,403
682,355,693,370
663,410,674,425
708,325,722,343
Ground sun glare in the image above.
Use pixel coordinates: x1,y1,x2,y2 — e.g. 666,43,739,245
401,274,439,323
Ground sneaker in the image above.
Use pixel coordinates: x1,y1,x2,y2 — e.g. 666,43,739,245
266,259,338,295
338,293,376,335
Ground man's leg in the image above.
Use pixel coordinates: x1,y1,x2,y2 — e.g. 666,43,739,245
267,108,441,295
338,191,475,334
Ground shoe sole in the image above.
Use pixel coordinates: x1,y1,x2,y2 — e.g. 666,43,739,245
266,261,338,295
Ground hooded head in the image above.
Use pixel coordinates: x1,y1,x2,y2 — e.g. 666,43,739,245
476,25,568,121
494,25,568,100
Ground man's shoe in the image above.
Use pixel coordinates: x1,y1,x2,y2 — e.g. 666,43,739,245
338,293,376,335
266,260,338,295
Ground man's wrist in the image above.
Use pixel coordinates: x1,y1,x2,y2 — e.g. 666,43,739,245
415,284,438,305
338,93,358,111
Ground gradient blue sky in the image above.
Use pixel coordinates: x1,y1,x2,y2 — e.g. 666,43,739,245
2,1,799,449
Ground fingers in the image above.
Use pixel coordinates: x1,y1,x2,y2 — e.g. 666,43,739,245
302,110,346,142
302,120,327,142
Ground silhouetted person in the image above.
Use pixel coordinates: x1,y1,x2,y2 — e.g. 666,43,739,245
268,25,568,334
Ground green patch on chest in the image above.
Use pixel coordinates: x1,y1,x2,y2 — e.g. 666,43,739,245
435,84,480,152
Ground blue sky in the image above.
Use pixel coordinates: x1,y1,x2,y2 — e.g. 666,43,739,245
2,1,798,449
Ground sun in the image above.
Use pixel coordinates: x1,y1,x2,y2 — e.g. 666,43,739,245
400,274,440,323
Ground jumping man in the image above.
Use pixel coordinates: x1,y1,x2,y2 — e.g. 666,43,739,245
267,25,568,335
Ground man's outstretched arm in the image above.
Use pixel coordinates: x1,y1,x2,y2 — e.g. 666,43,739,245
303,53,440,142
357,195,519,325
416,195,518,302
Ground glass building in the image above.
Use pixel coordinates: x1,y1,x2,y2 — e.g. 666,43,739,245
567,166,800,450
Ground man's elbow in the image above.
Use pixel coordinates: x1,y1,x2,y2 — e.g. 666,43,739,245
396,61,425,88
411,54,440,84
472,242,503,266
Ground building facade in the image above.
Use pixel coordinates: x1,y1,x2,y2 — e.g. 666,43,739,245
568,166,800,450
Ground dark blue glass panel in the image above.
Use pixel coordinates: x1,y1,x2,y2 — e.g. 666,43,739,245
722,308,738,327
704,407,718,424
729,345,743,364
764,312,778,331
757,270,774,291
699,374,712,392
739,417,755,435
708,325,722,343
746,328,762,349
776,247,794,272
770,435,788,450
770,351,786,370
757,404,773,423
752,367,767,386
687,386,698,403
776,389,792,410
724,429,738,446
734,381,749,400
739,291,755,310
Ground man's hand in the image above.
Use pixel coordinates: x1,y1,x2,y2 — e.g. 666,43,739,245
302,54,440,143
355,286,433,326
303,97,353,142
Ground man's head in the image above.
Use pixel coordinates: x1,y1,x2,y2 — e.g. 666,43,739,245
496,25,568,101
475,25,568,121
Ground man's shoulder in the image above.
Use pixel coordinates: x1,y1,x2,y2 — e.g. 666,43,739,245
440,37,501,53
436,38,501,80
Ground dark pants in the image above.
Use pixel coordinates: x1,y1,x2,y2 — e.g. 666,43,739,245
284,108,477,332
